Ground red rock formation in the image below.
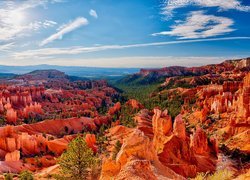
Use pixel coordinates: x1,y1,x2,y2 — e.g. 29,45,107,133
159,69,250,153
125,99,144,110
138,58,249,79
6,108,17,124
108,102,121,116
5,150,20,161
47,135,74,155
0,77,117,125
173,115,186,140
235,73,250,120
134,109,154,138
101,126,184,179
0,113,113,172
152,109,172,153
94,116,111,126
22,102,43,119
85,134,98,153
190,126,208,155
101,109,218,179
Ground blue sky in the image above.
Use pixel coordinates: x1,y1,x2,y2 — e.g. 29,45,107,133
0,0,249,67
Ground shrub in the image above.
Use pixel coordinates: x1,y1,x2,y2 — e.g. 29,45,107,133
19,171,34,180
208,169,233,180
4,173,13,180
112,140,122,160
194,170,233,180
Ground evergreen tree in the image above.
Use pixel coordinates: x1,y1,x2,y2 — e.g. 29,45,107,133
58,136,99,180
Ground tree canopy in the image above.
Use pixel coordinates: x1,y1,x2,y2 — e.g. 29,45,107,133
58,136,99,180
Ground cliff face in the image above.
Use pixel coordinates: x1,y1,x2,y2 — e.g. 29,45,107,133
100,109,218,179
121,58,250,85
176,72,250,153
140,58,250,77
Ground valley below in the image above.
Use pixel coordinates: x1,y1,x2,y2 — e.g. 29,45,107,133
0,58,249,180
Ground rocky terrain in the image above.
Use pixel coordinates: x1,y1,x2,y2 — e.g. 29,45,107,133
0,70,119,175
120,57,250,85
106,57,250,179
101,109,218,179
149,58,250,154
0,58,249,179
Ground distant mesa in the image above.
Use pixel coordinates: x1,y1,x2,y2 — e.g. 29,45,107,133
15,69,69,81
119,57,250,85
11,69,88,83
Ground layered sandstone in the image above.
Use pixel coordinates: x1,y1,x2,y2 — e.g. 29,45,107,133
101,109,218,179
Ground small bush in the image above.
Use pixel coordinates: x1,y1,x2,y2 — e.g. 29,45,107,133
4,173,13,180
112,140,122,160
19,170,34,180
208,170,233,180
194,169,233,180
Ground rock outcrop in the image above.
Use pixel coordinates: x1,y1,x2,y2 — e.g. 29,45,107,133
160,71,250,153
101,125,184,180
5,150,20,161
101,109,218,179
85,134,98,153
108,102,121,116
121,58,250,85
126,99,144,110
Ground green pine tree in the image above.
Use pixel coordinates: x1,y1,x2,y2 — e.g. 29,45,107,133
58,136,99,180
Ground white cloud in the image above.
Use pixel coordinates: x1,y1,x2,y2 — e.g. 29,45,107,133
152,11,234,39
163,0,250,16
0,0,59,41
13,37,250,59
43,20,57,28
0,43,15,52
89,9,98,19
26,20,57,31
40,17,89,46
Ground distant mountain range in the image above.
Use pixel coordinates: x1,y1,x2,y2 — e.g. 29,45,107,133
0,64,139,79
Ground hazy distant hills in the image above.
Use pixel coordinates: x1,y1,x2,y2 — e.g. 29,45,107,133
0,64,139,79
13,69,89,82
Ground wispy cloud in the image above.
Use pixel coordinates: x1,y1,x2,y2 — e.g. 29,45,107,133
152,11,235,39
40,17,89,46
43,20,57,28
89,9,98,19
0,43,15,52
13,37,250,59
163,0,250,16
